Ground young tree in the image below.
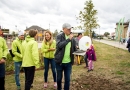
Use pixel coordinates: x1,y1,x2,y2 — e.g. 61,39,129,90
77,0,99,38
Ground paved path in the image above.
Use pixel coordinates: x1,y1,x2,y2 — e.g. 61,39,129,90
38,40,128,50
8,39,127,51
7,41,42,49
94,39,128,50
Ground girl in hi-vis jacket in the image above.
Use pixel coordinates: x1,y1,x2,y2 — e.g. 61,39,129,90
41,30,57,88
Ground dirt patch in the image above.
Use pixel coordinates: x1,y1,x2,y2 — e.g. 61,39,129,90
70,74,129,90
5,68,130,90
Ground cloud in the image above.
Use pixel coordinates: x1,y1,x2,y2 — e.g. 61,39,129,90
0,0,130,34
92,0,130,34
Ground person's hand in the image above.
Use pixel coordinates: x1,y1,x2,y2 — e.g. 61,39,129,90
50,48,55,51
0,59,6,64
48,48,55,51
20,54,23,58
35,63,41,70
76,46,79,49
69,33,73,40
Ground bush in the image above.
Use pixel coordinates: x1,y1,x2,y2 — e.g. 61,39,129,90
38,49,44,68
6,53,14,71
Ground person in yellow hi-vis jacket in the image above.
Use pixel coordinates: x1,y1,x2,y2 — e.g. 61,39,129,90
0,35,8,90
12,31,24,90
22,30,40,90
41,30,57,88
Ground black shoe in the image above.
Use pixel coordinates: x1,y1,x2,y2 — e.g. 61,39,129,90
87,70,91,72
90,69,93,71
31,85,33,88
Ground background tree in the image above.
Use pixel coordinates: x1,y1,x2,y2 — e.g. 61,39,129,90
77,0,99,38
53,29,58,38
74,25,83,30
104,32,110,37
12,31,16,37
92,31,96,38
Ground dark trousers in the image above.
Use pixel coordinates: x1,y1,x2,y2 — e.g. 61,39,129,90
44,57,56,82
0,77,5,90
23,66,35,90
128,47,130,52
56,63,72,90
84,54,88,67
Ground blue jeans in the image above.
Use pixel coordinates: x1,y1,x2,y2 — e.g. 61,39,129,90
44,57,56,82
56,63,72,90
14,61,22,86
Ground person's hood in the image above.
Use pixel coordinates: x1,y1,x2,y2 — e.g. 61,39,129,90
16,37,23,42
25,35,34,42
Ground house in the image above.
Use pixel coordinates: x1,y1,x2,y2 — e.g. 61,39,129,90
115,22,129,40
0,26,12,39
24,25,46,42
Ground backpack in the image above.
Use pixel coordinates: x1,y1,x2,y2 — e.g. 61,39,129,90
9,47,20,57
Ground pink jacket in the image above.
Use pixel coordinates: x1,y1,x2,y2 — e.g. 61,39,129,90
86,45,96,61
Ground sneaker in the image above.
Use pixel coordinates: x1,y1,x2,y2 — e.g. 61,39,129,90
54,83,57,88
44,83,48,88
17,86,21,90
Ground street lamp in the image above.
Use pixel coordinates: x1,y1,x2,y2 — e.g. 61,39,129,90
49,23,50,30
15,25,17,31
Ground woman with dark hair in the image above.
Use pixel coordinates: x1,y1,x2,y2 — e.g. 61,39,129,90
22,29,40,90
75,33,83,65
41,30,57,88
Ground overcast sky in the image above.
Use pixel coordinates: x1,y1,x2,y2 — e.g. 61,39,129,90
0,0,130,34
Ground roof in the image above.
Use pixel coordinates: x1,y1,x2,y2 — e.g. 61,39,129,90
116,22,129,25
25,25,45,31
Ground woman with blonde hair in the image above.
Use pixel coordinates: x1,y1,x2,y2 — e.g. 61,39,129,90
41,30,57,88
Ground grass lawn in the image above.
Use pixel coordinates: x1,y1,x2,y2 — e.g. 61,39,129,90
5,41,130,90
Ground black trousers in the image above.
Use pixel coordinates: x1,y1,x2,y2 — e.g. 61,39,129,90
84,54,88,67
24,66,35,90
0,77,5,90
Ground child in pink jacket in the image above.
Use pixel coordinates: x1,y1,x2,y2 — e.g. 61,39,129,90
86,45,96,72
